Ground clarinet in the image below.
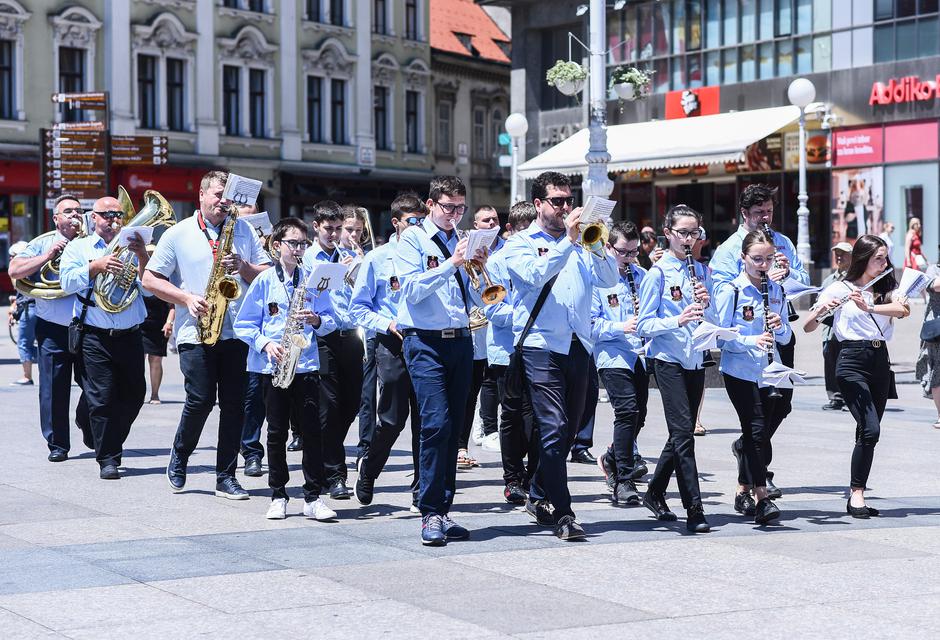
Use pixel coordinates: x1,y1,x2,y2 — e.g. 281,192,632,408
760,271,782,399
625,264,640,317
762,223,799,322
684,246,716,367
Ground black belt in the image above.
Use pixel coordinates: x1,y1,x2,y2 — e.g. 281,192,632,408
403,328,471,339
323,329,356,339
840,339,886,349
82,324,140,337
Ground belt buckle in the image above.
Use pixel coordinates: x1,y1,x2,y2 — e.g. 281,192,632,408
872,339,882,348
441,329,456,338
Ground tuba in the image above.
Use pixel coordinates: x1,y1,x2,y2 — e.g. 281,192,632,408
14,218,87,300
94,187,176,313
197,205,242,345
271,276,311,389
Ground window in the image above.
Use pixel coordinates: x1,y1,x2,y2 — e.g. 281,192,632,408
722,47,738,83
58,47,85,122
137,55,157,129
437,101,452,156
687,1,703,50
705,50,720,85
919,16,939,55
741,0,757,42
374,0,387,34
897,19,917,59
166,58,185,131
491,109,504,159
672,1,686,54
723,0,738,45
759,41,775,77
307,76,323,142
813,35,832,71
246,0,265,11
796,0,813,32
223,0,239,7
405,0,419,40
223,64,240,135
249,68,265,137
0,40,13,120
777,0,793,36
472,107,485,159
331,78,346,144
330,0,344,26
687,53,703,87
777,37,793,75
705,0,720,48
795,36,812,72
740,44,756,82
405,90,419,153
307,0,321,20
759,0,774,38
374,86,388,150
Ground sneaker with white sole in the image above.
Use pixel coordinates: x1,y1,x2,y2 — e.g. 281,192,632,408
471,421,485,446
303,498,337,521
266,498,288,520
480,432,501,452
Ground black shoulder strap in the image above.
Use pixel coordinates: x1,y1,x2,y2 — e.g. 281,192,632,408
515,275,558,348
75,286,93,325
429,234,469,315
733,285,739,312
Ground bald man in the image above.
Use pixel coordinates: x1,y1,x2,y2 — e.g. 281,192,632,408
59,196,149,479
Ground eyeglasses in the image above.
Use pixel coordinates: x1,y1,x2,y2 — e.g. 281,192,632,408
404,216,424,226
435,201,467,215
669,228,702,240
60,207,83,215
611,246,640,257
745,254,773,266
545,196,575,209
281,240,311,250
93,211,124,219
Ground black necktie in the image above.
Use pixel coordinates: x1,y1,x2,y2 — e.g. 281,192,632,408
331,251,339,263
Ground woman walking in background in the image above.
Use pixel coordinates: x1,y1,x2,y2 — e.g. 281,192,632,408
915,256,940,428
142,296,174,404
905,217,925,271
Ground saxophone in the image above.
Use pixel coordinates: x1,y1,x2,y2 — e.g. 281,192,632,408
272,278,311,389
197,206,242,345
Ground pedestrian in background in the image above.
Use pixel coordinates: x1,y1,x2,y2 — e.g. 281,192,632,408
142,295,174,403
905,217,925,271
915,257,940,428
8,241,37,386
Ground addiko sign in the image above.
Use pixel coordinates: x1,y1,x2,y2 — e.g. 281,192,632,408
869,75,940,106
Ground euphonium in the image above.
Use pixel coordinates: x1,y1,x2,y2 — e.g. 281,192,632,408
198,205,242,345
272,278,311,389
14,218,87,300
93,187,176,313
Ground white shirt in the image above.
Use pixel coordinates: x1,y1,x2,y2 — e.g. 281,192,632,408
145,212,271,346
820,280,895,342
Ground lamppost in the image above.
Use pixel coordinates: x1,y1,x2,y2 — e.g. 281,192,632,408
505,112,529,205
583,0,614,199
788,77,816,267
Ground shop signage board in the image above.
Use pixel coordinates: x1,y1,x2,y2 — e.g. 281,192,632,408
111,135,169,166
783,131,831,170
40,128,109,208
869,76,940,106
832,127,884,167
665,86,720,119
50,92,109,111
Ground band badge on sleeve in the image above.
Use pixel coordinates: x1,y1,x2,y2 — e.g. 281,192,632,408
607,293,619,308
537,247,549,257
268,302,280,316
669,285,683,302
389,275,400,291
426,255,439,269
742,305,755,322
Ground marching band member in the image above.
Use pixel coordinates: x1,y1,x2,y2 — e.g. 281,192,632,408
303,201,362,500
350,194,428,510
503,171,618,540
714,229,787,524
591,221,648,507
9,195,91,462
804,235,909,518
820,243,852,411
59,197,148,479
637,204,716,533
234,217,338,521
143,170,271,499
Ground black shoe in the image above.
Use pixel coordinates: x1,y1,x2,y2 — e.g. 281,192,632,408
554,515,586,541
441,515,470,540
48,450,68,463
597,451,616,493
570,450,597,465
630,454,648,481
504,482,527,505
755,497,781,524
734,491,757,516
99,465,120,480
287,435,303,452
686,503,710,533
166,449,187,492
329,478,350,500
215,476,249,500
355,475,374,506
244,457,263,477
355,454,364,474
525,498,555,527
846,499,873,519
81,428,94,450
766,478,782,500
643,490,677,521
822,399,845,411
612,480,640,506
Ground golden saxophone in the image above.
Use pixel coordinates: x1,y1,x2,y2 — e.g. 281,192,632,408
197,206,242,345
272,278,311,389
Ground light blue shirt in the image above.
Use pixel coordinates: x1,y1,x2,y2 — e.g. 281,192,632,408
233,264,336,375
483,251,515,366
710,225,809,296
59,233,147,330
503,222,618,355
715,272,792,385
636,252,718,370
591,264,647,371
302,242,357,331
17,231,76,326
349,238,403,335
395,216,480,330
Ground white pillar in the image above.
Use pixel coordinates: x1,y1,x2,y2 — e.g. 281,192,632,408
105,1,135,135
796,108,811,266
195,0,219,155
583,0,613,198
280,0,301,160
355,0,375,168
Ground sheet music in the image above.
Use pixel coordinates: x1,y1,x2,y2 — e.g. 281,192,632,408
782,279,821,301
221,173,263,207
761,361,808,389
691,321,740,351
581,196,616,224
305,262,348,295
465,227,499,257
117,226,153,247
241,211,272,237
898,267,933,298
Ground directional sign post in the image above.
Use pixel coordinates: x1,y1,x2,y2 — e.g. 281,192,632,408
111,135,169,166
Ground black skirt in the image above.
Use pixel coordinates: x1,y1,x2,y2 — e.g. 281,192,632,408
141,296,171,357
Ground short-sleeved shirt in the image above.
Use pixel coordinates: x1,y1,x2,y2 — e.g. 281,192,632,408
16,232,75,326
820,280,895,342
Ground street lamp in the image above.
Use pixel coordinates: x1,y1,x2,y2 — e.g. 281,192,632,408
788,77,816,267
505,112,529,205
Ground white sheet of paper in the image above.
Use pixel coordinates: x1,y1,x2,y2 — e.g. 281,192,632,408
899,267,933,298
465,227,499,257
581,196,616,224
691,321,739,351
305,262,348,294
760,361,808,389
782,279,821,301
117,226,153,247
221,173,263,207
241,211,272,237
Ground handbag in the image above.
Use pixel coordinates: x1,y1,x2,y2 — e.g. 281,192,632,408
920,318,940,343
504,275,557,402
68,288,93,355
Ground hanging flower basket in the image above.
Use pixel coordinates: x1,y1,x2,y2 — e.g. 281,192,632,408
546,60,587,97
609,66,653,102
613,82,637,101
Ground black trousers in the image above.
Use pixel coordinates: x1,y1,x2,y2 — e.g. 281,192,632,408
570,358,599,455
837,343,891,489
492,363,539,487
648,361,704,510
318,331,364,483
357,335,378,458
763,333,796,479
523,340,590,522
823,338,843,401
724,374,775,488
458,358,487,450
240,371,265,461
599,361,649,484
36,318,90,454
479,364,501,437
174,339,248,480
361,333,420,496
264,373,323,501
79,329,145,468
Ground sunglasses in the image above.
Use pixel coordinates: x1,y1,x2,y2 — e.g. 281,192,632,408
545,196,575,208
59,207,84,215
93,211,124,220
404,216,424,226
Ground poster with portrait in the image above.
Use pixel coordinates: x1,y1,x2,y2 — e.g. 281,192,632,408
831,167,884,246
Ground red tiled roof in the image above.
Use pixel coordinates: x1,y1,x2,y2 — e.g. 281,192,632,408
430,0,510,64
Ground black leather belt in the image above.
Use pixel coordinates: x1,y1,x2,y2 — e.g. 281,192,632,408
323,329,356,339
840,339,885,349
83,324,140,337
403,328,471,339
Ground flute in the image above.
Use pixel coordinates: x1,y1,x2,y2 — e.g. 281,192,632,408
760,271,782,398
815,268,892,321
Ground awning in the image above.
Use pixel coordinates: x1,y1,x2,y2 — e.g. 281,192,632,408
518,105,802,179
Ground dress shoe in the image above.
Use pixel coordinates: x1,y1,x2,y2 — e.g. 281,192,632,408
612,480,640,506
686,503,711,533
286,435,303,452
734,491,757,516
765,478,782,500
570,450,597,465
822,399,845,411
504,481,527,505
630,454,648,480
597,451,616,493
47,450,68,463
303,498,336,521
642,490,677,521
421,514,446,546
441,515,470,540
215,476,249,500
754,497,781,524
554,515,586,541
355,474,374,506
99,465,120,480
525,498,555,527
166,449,187,492
244,457,263,477
846,499,873,519
328,478,351,500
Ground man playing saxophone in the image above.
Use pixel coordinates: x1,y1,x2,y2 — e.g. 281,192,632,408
234,218,338,521
143,170,271,500
59,196,148,480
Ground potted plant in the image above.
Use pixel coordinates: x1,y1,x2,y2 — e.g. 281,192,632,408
546,60,587,96
609,66,654,101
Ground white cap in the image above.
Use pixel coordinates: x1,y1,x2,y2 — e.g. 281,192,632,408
832,242,852,253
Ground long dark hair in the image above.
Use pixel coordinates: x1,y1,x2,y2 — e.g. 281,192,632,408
844,234,896,303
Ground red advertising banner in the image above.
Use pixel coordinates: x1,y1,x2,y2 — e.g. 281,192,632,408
884,121,939,163
665,86,720,119
833,127,884,167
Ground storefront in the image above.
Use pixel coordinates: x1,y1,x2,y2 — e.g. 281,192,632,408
112,165,212,222
0,160,41,294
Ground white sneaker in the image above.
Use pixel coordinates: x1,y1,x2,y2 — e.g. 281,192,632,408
481,432,501,452
471,421,485,446
266,498,288,520
303,498,337,521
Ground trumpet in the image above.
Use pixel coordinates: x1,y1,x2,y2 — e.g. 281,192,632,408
580,221,609,258
760,272,782,399
814,268,893,321
456,230,506,305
